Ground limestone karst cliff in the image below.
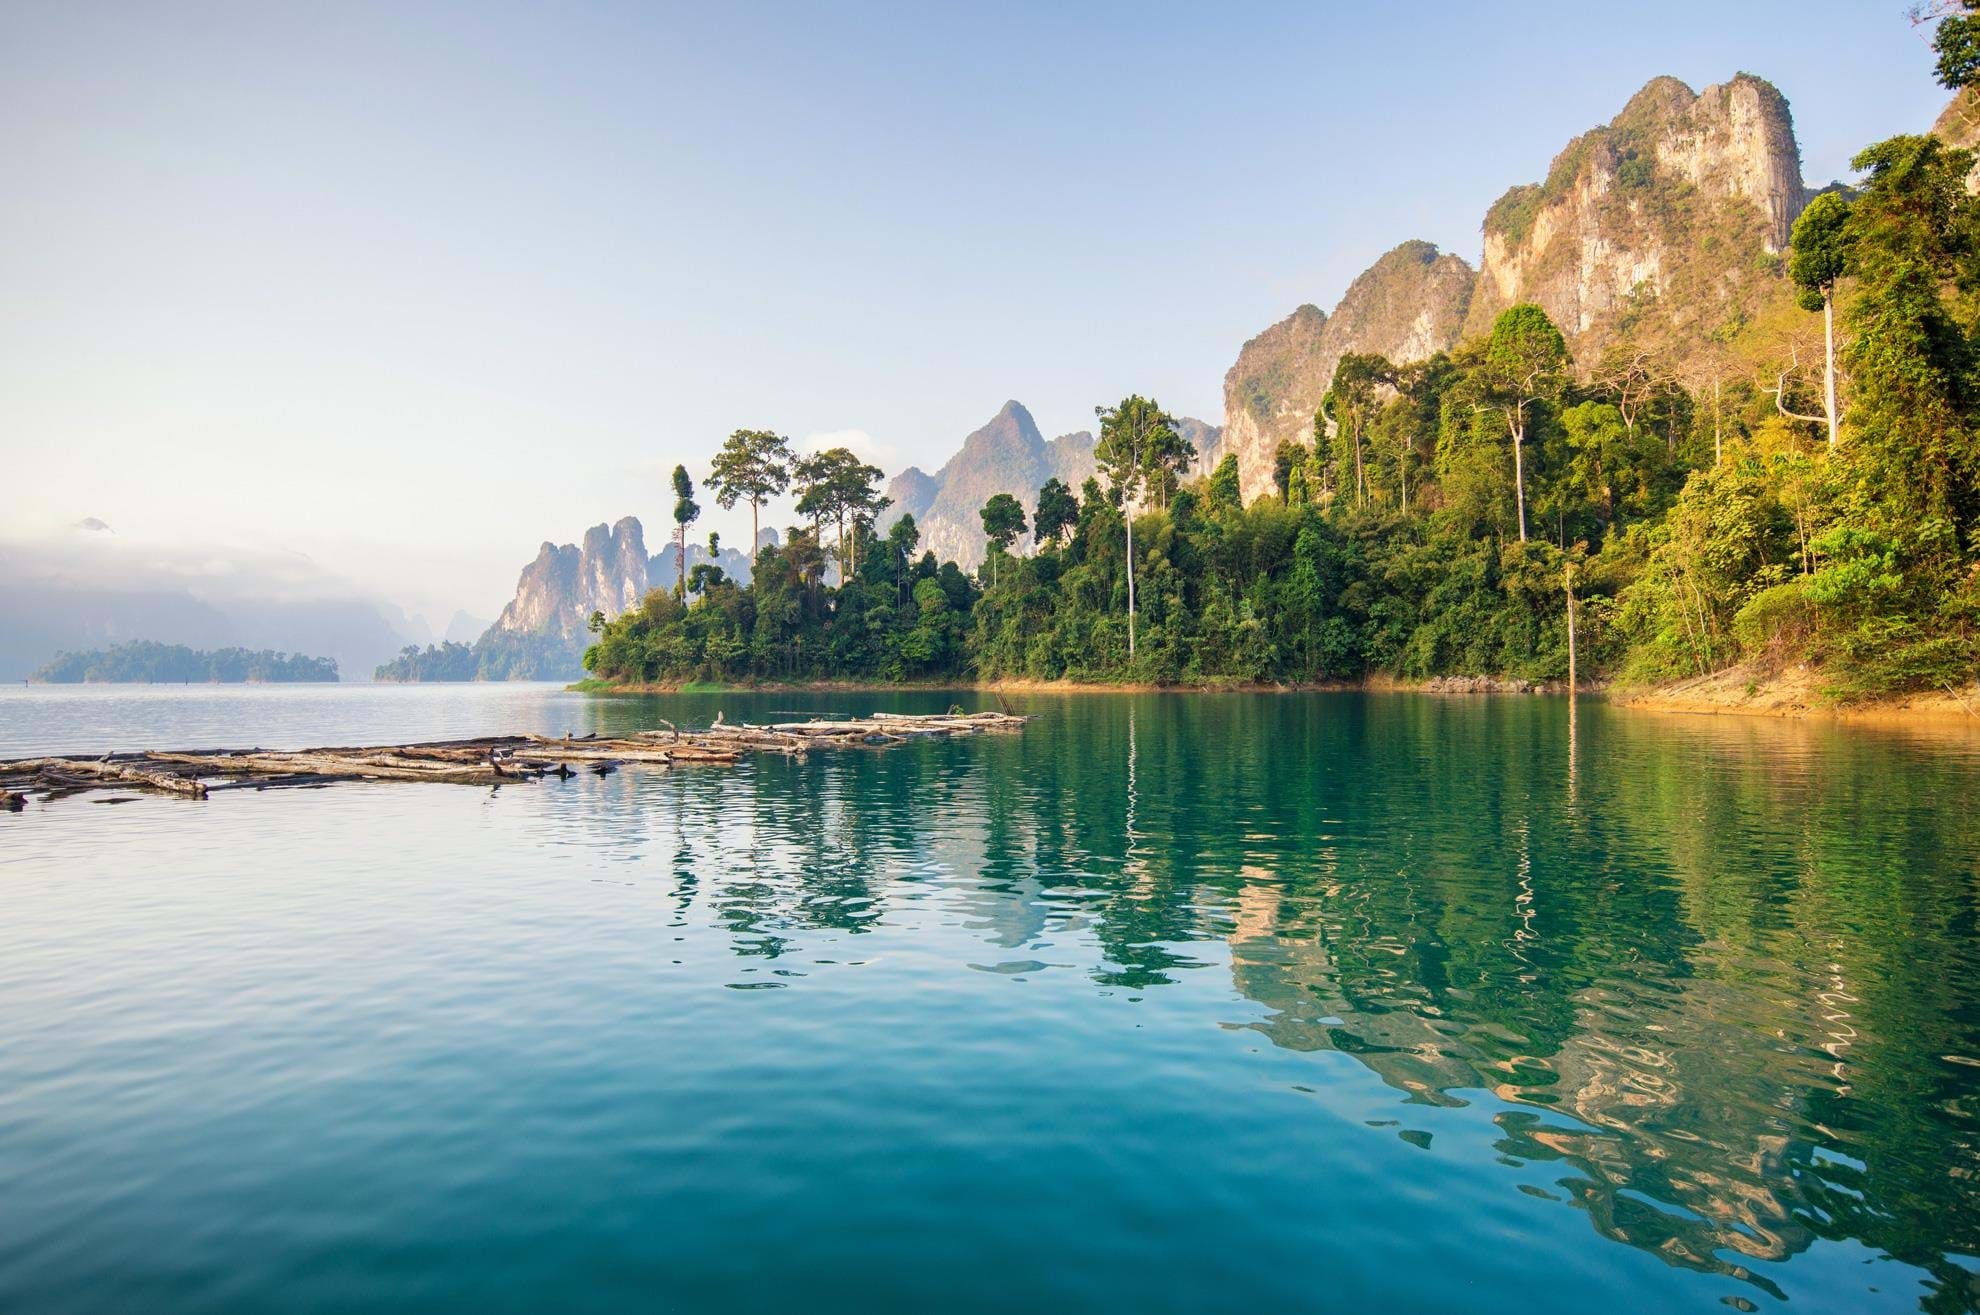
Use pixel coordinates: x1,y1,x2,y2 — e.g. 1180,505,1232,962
494,516,651,640
1464,74,1806,345
1220,73,1811,499
1219,241,1475,501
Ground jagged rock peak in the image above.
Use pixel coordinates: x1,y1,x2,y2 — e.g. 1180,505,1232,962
1467,73,1807,342
1219,244,1473,500
879,399,1216,569
495,517,651,639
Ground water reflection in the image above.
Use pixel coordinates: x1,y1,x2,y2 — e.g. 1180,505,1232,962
7,687,1977,1309
530,694,1980,1307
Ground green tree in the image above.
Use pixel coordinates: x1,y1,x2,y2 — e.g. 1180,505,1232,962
670,464,700,597
1919,1,1980,89
1789,191,1854,448
1273,440,1301,504
795,446,888,579
1095,394,1179,659
1327,352,1394,509
1033,477,1079,546
980,492,1027,587
1207,453,1243,515
707,428,795,567
1477,304,1570,542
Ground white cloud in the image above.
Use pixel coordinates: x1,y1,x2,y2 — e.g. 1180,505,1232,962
801,428,897,470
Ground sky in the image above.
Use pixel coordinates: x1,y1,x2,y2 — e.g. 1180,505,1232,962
0,0,1953,624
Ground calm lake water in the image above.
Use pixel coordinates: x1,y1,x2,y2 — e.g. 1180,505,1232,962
3,683,1979,1313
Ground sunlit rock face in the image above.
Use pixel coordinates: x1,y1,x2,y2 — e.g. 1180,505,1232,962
1221,74,1811,501
1467,75,1807,343
1221,242,1474,502
494,516,650,641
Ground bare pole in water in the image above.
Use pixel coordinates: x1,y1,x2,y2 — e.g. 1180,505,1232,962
1565,558,1577,695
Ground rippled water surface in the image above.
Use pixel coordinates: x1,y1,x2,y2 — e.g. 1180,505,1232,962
3,683,1979,1313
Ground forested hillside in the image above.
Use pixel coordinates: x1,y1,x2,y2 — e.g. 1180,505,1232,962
586,50,1980,702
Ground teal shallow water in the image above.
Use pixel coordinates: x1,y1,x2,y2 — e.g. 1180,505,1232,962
2,685,1979,1312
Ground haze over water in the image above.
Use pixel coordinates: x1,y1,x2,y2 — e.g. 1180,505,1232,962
2,686,1978,1312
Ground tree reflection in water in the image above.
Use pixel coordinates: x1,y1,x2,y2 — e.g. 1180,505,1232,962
548,692,1980,1308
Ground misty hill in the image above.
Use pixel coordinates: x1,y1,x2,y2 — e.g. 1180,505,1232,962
0,522,421,682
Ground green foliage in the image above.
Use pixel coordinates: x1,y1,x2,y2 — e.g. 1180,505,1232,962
707,428,795,553
1789,191,1853,311
1033,477,1079,545
376,641,478,682
1207,454,1242,514
980,492,1026,551
1930,2,1980,90
793,446,889,576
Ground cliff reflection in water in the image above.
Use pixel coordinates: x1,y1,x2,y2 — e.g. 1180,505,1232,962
541,692,1980,1304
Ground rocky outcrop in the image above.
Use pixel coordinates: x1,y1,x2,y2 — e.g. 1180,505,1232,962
881,400,1221,569
1465,74,1806,345
1218,74,1811,500
1932,87,1980,191
649,536,759,593
493,516,649,639
880,402,1093,569
1221,241,1475,500
1175,416,1226,477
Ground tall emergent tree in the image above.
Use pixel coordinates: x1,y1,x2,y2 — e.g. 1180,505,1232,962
1476,304,1570,541
1326,352,1393,508
707,429,795,566
794,446,888,579
670,464,700,597
1095,394,1179,658
979,493,1027,587
1789,191,1853,449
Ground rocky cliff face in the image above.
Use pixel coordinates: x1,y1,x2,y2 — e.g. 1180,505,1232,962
881,401,1096,569
493,516,651,640
1218,73,1811,500
881,400,1219,569
1465,74,1806,346
1221,241,1475,500
1933,87,1980,190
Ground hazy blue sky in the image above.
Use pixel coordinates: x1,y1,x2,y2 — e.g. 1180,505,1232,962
0,1,1951,619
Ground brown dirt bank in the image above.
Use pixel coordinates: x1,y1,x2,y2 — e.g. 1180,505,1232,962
1611,664,1980,727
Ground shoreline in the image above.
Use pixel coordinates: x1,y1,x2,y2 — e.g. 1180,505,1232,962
1608,665,1980,726
572,668,1980,725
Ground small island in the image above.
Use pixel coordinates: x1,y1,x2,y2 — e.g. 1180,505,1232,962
30,641,339,684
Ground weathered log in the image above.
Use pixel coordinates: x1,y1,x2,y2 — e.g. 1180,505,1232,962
1,711,1027,803
9,757,209,798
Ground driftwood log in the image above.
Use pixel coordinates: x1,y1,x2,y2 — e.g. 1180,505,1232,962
0,711,1028,807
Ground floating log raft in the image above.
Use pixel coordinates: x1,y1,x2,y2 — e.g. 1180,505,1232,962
0,711,1028,806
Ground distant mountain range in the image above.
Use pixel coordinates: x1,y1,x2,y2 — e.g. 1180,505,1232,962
880,400,1222,569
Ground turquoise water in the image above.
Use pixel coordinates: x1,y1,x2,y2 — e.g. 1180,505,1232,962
2,684,1978,1313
